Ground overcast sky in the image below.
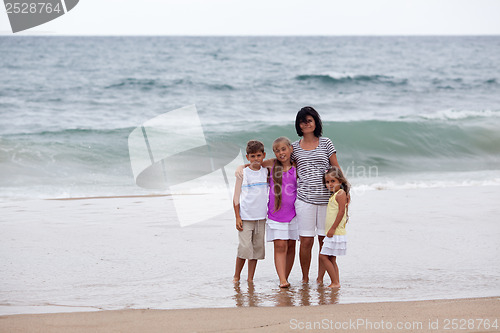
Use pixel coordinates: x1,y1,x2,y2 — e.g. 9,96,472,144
1,0,500,35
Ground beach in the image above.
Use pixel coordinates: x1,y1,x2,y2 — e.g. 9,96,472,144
1,185,499,322
1,36,500,331
1,297,499,332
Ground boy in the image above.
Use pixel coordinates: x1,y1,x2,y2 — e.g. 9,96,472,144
233,140,268,282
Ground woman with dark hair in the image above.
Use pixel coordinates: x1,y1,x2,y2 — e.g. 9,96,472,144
291,106,341,283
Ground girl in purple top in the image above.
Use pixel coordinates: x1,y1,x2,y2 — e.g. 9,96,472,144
266,137,299,288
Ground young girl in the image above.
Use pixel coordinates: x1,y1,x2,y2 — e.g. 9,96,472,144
266,137,299,288
319,166,350,288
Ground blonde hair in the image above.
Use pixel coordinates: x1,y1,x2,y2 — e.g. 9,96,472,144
272,137,292,212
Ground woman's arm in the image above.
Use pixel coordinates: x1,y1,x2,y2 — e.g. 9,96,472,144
329,153,351,205
326,190,347,237
329,153,340,169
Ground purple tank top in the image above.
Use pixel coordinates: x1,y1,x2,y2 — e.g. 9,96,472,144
267,166,297,222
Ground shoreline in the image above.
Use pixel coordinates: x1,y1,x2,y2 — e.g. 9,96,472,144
1,185,499,320
1,297,499,332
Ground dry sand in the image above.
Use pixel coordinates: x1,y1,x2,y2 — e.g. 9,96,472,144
1,297,499,332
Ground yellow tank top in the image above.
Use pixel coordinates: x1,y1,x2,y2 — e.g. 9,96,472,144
325,190,347,236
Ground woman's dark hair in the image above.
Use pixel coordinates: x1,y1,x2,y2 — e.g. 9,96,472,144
295,106,323,137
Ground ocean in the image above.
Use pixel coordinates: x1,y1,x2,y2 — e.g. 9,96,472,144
1,36,500,200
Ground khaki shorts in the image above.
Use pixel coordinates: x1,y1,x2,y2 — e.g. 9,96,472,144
237,220,266,260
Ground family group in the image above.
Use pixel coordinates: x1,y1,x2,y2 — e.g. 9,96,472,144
233,106,351,289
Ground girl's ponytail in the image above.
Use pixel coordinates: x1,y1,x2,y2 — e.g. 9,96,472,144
272,159,283,212
271,137,292,212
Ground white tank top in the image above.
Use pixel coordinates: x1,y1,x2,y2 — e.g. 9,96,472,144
240,166,269,220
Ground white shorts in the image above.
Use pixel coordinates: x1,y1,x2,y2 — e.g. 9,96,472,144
295,199,327,237
266,217,299,242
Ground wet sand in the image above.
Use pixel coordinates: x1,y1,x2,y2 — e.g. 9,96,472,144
1,297,499,332
1,185,499,316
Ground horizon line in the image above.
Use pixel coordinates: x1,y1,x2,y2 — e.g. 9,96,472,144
2,32,500,37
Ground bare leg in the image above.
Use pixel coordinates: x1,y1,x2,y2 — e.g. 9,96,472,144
274,240,289,287
331,256,340,287
299,236,314,283
285,240,296,280
234,257,245,282
317,235,325,283
247,259,257,282
319,254,340,288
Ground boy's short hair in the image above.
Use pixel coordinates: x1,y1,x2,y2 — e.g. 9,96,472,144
246,140,265,154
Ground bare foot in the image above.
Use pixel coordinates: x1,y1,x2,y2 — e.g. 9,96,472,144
247,278,253,283
316,278,323,284
279,281,290,288
302,277,309,283
327,283,341,288
233,276,240,283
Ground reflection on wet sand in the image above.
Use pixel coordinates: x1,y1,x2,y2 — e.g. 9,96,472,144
233,282,260,307
233,282,340,307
